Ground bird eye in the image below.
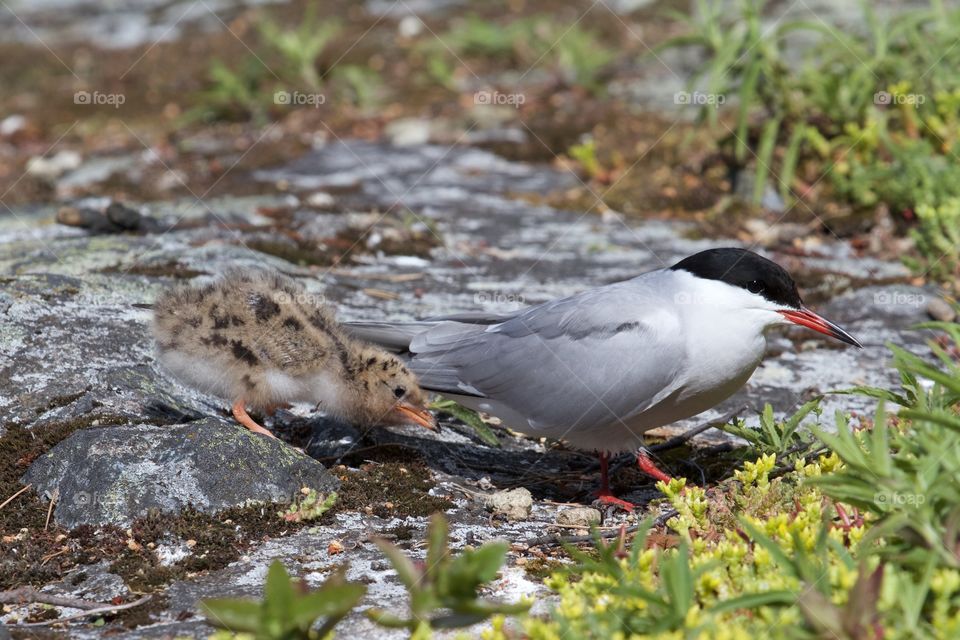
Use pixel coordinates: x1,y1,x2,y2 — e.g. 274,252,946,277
747,280,764,294
393,386,406,399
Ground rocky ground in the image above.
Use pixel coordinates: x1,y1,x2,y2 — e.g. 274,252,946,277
0,138,946,637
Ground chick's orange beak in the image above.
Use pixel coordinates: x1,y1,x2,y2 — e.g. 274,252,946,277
395,403,437,430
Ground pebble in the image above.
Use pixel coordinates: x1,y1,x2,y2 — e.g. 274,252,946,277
927,297,957,322
556,507,601,528
26,150,82,180
0,114,26,137
483,488,533,521
306,191,336,209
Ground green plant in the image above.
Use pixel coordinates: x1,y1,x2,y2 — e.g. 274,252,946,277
202,561,365,639
187,58,272,123
257,7,340,90
279,490,337,523
429,398,500,447
436,15,615,94
810,322,960,568
720,398,823,459
331,65,384,109
903,198,960,288
366,513,530,634
567,138,602,180
661,0,960,220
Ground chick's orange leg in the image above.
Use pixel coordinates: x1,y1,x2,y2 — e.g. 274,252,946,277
232,399,276,438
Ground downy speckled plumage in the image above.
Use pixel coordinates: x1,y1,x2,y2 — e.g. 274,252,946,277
152,268,435,437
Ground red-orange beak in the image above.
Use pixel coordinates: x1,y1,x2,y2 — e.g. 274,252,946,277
395,403,437,431
779,307,862,348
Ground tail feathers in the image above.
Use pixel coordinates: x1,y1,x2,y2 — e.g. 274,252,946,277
342,321,437,352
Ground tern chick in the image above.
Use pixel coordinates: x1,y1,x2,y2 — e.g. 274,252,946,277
152,268,436,437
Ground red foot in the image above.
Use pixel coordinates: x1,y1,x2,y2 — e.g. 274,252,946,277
637,450,673,484
594,451,636,511
594,492,636,512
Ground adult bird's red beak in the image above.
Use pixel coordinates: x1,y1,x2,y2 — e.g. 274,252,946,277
779,307,862,348
395,403,438,430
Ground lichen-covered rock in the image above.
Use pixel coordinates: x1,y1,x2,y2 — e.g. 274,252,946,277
484,487,534,521
556,506,602,528
22,419,338,528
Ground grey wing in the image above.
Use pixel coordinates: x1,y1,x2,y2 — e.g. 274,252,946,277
408,281,688,434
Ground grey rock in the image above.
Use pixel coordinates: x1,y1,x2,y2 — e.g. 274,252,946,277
556,507,601,528
22,419,338,528
484,488,533,521
927,297,957,323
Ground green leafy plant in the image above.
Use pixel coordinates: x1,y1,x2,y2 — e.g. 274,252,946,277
429,398,500,447
202,561,365,639
661,0,960,222
810,322,960,568
279,490,337,523
436,15,615,94
366,513,530,634
904,198,960,289
720,398,823,459
257,7,341,90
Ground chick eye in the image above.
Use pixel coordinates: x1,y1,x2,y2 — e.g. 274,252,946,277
747,280,764,294
393,386,406,399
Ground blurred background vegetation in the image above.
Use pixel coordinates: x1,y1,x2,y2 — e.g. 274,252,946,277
3,0,958,289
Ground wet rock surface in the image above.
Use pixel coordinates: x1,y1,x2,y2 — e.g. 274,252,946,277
0,139,935,635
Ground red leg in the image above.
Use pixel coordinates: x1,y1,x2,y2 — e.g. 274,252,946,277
593,451,635,511
232,398,276,438
636,449,673,484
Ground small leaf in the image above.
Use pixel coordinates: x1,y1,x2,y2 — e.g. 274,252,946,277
425,513,450,583
263,561,295,624
199,598,262,632
373,537,422,591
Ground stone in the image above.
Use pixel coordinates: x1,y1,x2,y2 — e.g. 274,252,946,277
22,419,338,528
25,150,82,180
484,488,533,521
927,297,957,323
556,507,602,528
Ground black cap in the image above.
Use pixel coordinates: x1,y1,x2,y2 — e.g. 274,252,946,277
670,248,803,309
